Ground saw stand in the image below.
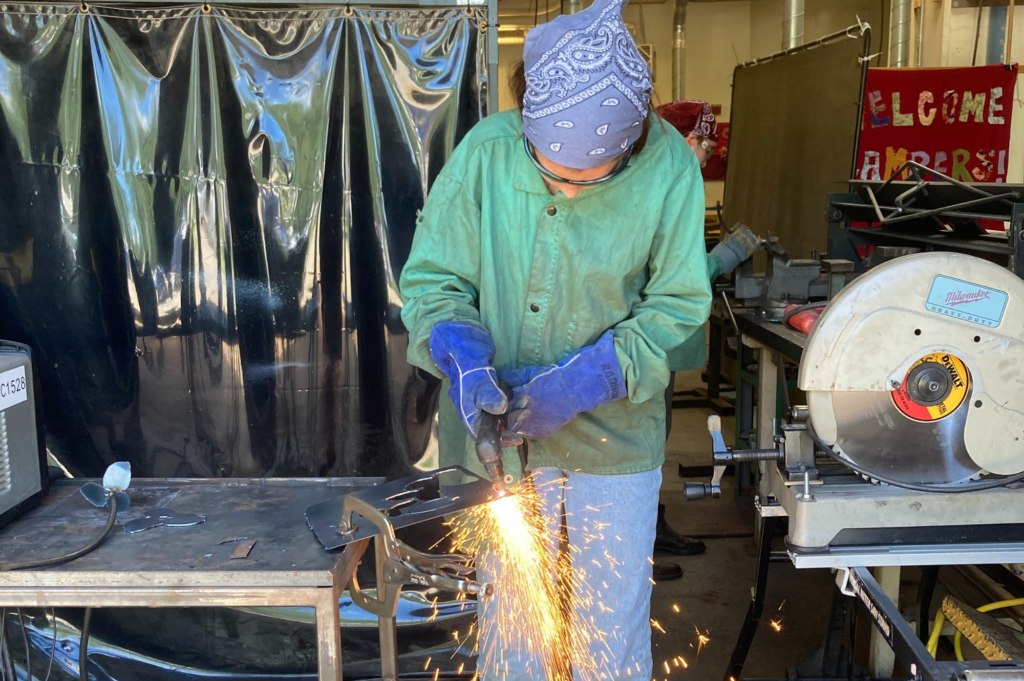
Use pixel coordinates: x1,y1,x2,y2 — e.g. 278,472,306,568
687,316,1024,681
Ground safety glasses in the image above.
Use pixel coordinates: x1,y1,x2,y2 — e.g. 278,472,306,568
523,138,634,187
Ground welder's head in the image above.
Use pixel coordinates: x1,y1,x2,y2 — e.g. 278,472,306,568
520,0,653,172
656,100,719,167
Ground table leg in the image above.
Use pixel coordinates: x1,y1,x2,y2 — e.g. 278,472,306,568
316,586,343,681
868,566,900,679
376,538,399,681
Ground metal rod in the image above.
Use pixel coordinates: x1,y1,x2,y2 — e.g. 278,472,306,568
782,0,804,50
722,516,777,680
850,27,872,182
741,21,869,68
376,538,399,681
890,0,911,66
1008,0,1016,64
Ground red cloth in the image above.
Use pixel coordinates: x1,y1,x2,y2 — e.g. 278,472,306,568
784,304,823,335
656,100,718,141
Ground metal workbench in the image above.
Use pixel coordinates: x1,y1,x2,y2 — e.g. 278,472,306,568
0,477,382,680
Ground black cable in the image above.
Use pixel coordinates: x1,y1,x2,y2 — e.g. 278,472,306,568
16,610,28,681
0,609,14,681
781,301,827,324
807,422,1024,493
0,500,117,572
79,607,92,681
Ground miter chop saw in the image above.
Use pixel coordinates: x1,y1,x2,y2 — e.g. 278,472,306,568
691,251,1024,562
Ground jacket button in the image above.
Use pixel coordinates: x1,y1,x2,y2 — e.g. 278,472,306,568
530,303,540,313
546,206,557,216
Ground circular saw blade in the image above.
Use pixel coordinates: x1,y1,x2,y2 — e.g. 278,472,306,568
831,388,980,485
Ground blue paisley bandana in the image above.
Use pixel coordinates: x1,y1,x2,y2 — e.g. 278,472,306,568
522,0,653,170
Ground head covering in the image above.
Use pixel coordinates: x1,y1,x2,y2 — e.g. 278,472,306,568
656,100,718,141
521,0,653,170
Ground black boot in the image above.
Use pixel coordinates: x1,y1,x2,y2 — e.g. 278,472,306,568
652,559,682,582
655,503,706,556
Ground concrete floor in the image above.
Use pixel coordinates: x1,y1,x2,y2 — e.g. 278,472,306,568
652,370,838,681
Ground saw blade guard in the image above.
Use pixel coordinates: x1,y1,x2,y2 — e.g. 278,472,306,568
799,252,1024,479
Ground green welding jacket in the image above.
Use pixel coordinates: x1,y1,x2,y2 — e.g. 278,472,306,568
667,252,724,371
399,110,712,476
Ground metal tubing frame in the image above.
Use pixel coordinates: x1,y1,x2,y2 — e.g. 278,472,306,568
722,516,777,681
839,566,1024,681
0,584,347,681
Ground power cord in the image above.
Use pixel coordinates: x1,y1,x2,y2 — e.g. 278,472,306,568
0,499,118,572
807,423,1024,493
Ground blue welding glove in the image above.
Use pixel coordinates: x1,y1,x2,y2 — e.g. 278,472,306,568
500,330,627,440
710,223,762,275
430,321,509,440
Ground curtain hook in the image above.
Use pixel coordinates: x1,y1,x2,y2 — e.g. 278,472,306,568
202,3,211,13
343,5,353,16
79,2,88,12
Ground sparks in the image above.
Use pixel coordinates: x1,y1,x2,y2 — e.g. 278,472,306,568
778,600,786,611
663,661,670,673
770,619,783,633
651,619,666,634
424,657,431,671
678,656,688,669
671,604,680,613
696,626,710,656
448,474,611,681
433,669,440,681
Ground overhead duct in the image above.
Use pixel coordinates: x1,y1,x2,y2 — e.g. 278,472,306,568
782,0,804,50
672,0,687,100
890,0,911,66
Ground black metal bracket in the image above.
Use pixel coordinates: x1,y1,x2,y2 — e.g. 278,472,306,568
838,566,1024,681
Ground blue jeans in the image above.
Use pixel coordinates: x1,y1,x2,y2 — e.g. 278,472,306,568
478,466,661,680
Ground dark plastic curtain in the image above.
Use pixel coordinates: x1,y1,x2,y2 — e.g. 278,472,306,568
0,3,486,479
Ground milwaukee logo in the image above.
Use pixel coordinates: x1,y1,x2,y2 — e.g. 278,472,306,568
944,289,991,306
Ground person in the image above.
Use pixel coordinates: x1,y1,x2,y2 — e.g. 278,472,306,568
398,0,711,676
658,99,719,169
649,100,762,581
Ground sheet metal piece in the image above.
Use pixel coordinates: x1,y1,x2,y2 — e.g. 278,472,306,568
832,389,981,485
123,508,207,534
305,466,495,550
230,539,256,559
0,4,485,481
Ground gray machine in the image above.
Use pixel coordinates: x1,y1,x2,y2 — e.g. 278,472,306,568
0,341,47,527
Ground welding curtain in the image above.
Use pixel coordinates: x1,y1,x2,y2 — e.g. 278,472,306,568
0,4,486,479
722,33,866,259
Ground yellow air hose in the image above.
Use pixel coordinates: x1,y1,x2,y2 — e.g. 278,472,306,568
953,597,1024,661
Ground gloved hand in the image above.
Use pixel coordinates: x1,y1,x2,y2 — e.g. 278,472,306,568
710,223,762,275
499,330,627,440
429,321,508,440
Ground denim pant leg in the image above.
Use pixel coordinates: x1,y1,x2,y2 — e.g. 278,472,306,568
564,467,661,681
476,467,565,681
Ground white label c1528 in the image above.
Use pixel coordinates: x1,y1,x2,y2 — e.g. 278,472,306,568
0,365,29,412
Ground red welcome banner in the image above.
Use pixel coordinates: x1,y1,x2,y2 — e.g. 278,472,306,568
856,64,1017,183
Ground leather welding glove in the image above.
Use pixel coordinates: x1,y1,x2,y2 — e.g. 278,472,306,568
500,330,627,440
429,321,509,440
710,223,762,275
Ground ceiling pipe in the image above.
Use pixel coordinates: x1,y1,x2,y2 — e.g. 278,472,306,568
915,0,926,65
672,0,687,100
782,0,804,50
890,0,912,66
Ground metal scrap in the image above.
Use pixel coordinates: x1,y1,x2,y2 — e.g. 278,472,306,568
230,540,257,559
123,508,206,534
